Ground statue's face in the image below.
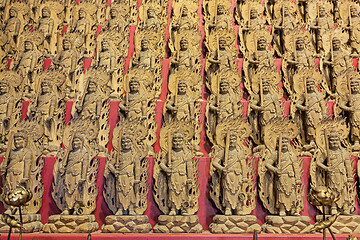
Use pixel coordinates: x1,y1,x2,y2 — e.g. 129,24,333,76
329,136,340,149
351,7,358,17
281,138,289,151
250,9,257,19
332,40,340,50
319,7,325,17
180,40,188,50
296,39,304,50
121,137,132,150
79,9,85,18
262,81,270,92
258,39,266,50
182,6,188,16
283,7,289,16
172,134,184,149
9,9,16,18
178,83,187,94
24,41,33,51
102,41,109,51
0,83,8,94
147,8,155,18
14,136,25,149
141,40,149,50
110,8,117,18
63,40,71,50
42,8,50,18
72,137,82,149
217,5,225,15
219,39,226,49
229,133,237,147
88,81,97,92
351,79,360,91
129,81,140,92
220,81,229,93
307,80,316,91
41,82,51,93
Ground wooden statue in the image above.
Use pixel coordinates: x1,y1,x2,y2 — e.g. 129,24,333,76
131,38,155,71
3,6,21,51
0,81,15,149
205,2,232,34
153,124,202,233
36,6,54,55
0,129,43,233
102,120,151,233
209,118,261,233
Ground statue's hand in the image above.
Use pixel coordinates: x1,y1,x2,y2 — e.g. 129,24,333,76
242,177,248,183
75,104,82,112
79,178,86,184
134,179,140,184
20,178,29,184
186,178,192,184
347,177,353,183
296,180,302,185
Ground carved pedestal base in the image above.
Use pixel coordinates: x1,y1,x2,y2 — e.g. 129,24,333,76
0,214,42,233
43,215,99,233
209,215,261,234
262,216,312,234
153,215,203,233
101,215,151,233
316,215,360,234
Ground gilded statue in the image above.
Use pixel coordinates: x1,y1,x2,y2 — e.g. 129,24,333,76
131,38,155,70
52,38,77,85
323,37,351,95
72,8,90,36
339,75,360,151
3,6,20,50
170,5,197,32
36,6,54,53
119,77,147,120
140,7,161,31
207,3,231,33
347,5,360,54
0,81,14,147
169,37,196,73
207,37,234,74
310,125,355,215
105,7,127,32
75,78,102,121
257,119,304,217
295,77,327,149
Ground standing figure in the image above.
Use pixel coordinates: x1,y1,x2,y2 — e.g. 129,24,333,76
171,5,195,32
170,38,195,72
165,81,194,122
3,7,21,50
75,79,102,120
96,39,116,73
106,135,140,215
118,77,147,120
208,4,231,33
14,40,37,92
132,39,155,70
37,6,54,52
310,5,333,54
106,7,127,32
159,132,194,215
207,37,233,74
141,7,160,31
314,132,353,215
296,77,327,149
264,135,302,216
59,133,89,215
212,131,247,215
72,8,90,35
347,5,360,54
0,81,14,146
340,76,360,150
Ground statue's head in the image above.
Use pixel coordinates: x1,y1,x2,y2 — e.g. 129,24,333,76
295,38,305,51
350,76,360,92
110,7,117,18
147,7,155,18
257,36,267,50
63,38,71,50
129,77,140,92
0,81,9,94
319,6,325,17
262,78,271,93
101,39,110,51
141,38,149,50
350,6,358,17
180,37,188,50
9,7,17,17
332,38,341,50
219,78,229,93
250,8,257,19
280,134,289,151
172,132,184,150
78,8,86,18
217,4,225,15
72,133,84,150
178,80,187,94
182,5,188,16
306,77,316,91
219,37,226,49
42,6,51,18
87,79,97,92
14,131,26,149
283,6,289,16
328,132,340,149
229,131,237,147
121,134,132,150
24,40,34,51
41,79,52,93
